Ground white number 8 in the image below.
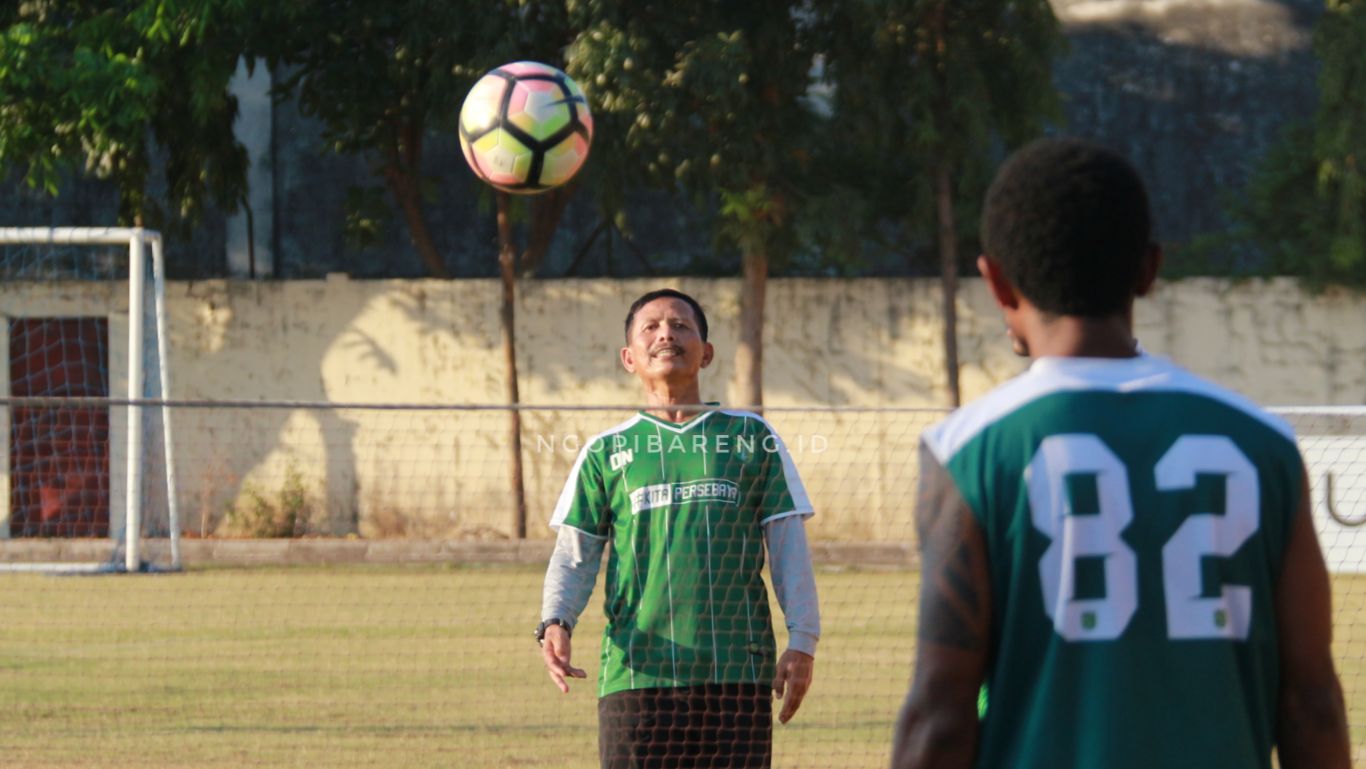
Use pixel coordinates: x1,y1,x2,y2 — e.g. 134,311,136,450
1027,434,1259,642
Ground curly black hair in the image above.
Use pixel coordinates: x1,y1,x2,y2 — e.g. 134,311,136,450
624,289,709,342
981,138,1153,317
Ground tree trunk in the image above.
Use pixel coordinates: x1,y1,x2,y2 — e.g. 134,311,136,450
384,166,449,278
734,246,768,408
496,192,528,539
519,182,578,275
383,120,448,278
936,160,961,408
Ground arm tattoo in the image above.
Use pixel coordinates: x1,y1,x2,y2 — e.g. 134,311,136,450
915,443,991,652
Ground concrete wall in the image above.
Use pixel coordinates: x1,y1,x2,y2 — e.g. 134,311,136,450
0,276,1361,541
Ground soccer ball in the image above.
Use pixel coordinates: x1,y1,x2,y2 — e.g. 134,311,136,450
458,61,594,194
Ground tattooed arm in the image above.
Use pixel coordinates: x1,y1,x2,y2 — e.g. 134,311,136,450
891,441,992,769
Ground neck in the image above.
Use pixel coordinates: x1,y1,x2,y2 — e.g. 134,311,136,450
642,379,706,423
1022,313,1139,359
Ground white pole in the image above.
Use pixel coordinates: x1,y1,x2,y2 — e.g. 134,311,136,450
150,234,181,570
125,230,146,573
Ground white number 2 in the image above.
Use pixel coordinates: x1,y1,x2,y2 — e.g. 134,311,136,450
1027,434,1260,642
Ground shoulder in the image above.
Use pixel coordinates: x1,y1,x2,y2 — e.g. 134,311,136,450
921,362,1075,466
716,408,781,437
574,414,647,467
1146,366,1296,443
922,355,1297,466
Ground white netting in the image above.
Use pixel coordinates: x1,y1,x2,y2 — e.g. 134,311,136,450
0,404,1359,767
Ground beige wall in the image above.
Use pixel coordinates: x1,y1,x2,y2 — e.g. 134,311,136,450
0,276,1362,541
156,275,1366,407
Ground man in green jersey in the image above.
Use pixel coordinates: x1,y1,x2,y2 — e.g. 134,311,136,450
538,289,820,768
892,139,1349,769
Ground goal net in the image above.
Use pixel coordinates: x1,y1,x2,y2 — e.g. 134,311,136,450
0,404,1361,767
0,227,180,572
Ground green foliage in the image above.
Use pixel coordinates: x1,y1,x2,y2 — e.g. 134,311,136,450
813,0,1063,269
565,2,828,268
0,1,248,229
223,464,315,538
1314,0,1366,280
254,0,578,276
1235,0,1366,288
257,1,569,154
344,185,392,249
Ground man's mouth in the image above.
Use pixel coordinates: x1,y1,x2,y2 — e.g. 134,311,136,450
651,346,683,359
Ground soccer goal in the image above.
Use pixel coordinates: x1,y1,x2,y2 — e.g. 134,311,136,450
0,228,181,572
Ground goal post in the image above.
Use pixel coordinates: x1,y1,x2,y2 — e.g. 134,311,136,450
0,227,181,572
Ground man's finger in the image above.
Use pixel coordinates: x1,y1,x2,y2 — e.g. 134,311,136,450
547,666,569,693
541,632,584,692
542,649,571,693
772,666,788,699
778,679,809,724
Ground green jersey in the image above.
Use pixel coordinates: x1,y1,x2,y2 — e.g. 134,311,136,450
923,356,1302,769
551,408,813,697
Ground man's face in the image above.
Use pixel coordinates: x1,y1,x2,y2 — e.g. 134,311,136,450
621,297,714,384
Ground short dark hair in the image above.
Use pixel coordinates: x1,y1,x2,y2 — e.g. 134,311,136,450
981,138,1154,317
624,289,709,342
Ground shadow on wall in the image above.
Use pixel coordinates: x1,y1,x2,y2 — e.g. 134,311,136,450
164,279,366,539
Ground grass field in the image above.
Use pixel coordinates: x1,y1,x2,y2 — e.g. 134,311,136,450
0,565,1363,768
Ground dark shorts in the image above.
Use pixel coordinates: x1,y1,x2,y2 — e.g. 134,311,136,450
598,683,773,769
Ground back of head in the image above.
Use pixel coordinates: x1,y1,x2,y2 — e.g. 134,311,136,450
982,138,1153,317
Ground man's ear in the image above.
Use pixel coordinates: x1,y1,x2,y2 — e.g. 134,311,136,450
1135,242,1163,297
978,255,1020,311
700,342,714,369
620,346,636,374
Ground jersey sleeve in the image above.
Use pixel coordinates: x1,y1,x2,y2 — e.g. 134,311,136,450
548,444,610,539
754,424,815,525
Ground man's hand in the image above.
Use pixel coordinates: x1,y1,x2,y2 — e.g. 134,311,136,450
772,649,814,724
540,624,587,693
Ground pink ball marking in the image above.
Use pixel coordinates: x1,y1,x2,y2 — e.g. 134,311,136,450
506,77,558,116
499,61,559,78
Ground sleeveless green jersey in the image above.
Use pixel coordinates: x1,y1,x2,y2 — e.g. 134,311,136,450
922,356,1302,769
550,408,813,697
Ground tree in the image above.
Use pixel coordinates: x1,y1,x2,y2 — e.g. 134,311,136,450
0,0,249,231
818,0,1062,406
258,1,569,279
567,3,828,407
1235,0,1366,287
258,1,586,538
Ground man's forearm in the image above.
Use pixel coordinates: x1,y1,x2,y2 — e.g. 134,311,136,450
1278,668,1351,769
765,515,820,656
891,676,979,769
541,526,606,624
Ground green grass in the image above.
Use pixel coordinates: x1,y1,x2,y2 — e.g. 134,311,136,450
0,566,1362,767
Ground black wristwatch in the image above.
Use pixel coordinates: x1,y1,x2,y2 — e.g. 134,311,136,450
535,618,571,646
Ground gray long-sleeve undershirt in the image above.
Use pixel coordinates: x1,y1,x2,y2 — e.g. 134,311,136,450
541,515,821,657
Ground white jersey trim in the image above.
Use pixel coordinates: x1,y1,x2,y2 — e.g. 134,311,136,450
719,409,817,519
555,523,609,541
636,409,716,433
922,355,1297,465
549,414,645,530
